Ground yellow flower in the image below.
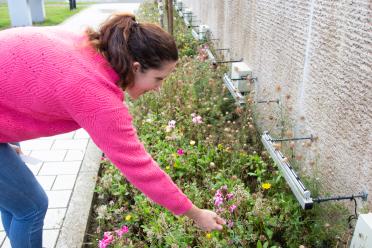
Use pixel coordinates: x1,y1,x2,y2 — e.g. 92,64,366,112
206,233,212,239
173,162,178,168
262,183,272,190
125,215,132,221
190,140,196,146
166,166,170,170
217,144,223,150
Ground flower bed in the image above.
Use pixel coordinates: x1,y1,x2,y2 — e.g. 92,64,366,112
83,1,351,247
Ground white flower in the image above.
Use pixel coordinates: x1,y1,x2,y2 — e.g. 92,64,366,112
167,120,176,129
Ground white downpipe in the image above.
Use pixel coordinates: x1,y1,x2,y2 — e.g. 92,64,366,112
7,0,32,27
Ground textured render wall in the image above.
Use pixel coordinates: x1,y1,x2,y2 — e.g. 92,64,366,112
181,0,372,209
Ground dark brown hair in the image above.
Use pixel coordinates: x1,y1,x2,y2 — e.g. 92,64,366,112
85,12,178,89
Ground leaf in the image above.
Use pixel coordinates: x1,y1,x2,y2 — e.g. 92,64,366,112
257,240,263,248
265,228,273,239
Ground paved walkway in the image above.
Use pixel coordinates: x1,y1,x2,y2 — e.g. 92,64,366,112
0,2,140,248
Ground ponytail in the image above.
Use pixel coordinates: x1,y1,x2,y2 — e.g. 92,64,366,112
86,12,178,89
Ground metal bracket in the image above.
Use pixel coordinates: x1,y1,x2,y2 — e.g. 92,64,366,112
256,99,280,104
270,135,313,142
313,191,368,203
216,58,243,64
262,131,314,209
222,73,246,105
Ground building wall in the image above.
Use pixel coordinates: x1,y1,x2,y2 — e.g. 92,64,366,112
180,0,372,209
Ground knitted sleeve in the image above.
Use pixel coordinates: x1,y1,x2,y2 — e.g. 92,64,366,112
55,76,193,215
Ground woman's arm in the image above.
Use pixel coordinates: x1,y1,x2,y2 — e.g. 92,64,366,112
56,78,192,215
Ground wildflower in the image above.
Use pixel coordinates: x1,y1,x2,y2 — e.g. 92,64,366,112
206,233,212,239
166,120,176,132
214,196,223,207
273,143,281,151
262,182,272,190
215,189,223,197
214,189,224,207
166,166,170,170
227,220,234,228
125,214,132,221
190,140,196,146
229,204,237,213
96,205,108,220
115,225,129,238
191,113,196,118
192,115,203,124
99,232,114,248
168,120,176,128
226,193,234,200
177,149,184,155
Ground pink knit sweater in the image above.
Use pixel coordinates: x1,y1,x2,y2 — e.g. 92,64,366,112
0,26,192,215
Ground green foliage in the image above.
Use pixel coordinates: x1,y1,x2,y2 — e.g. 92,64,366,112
0,3,92,30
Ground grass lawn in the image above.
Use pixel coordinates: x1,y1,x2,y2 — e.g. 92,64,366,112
0,2,92,30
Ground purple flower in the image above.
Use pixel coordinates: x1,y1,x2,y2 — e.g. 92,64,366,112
229,204,237,213
214,196,223,207
177,149,184,155
227,220,234,228
226,193,234,200
215,189,222,198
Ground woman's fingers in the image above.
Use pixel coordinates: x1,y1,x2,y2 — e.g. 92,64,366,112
214,224,223,230
215,216,226,225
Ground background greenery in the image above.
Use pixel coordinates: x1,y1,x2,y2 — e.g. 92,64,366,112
0,2,91,30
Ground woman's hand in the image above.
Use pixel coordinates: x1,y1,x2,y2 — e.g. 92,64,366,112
183,204,226,231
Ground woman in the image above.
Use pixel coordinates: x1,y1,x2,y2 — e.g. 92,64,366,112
0,13,225,248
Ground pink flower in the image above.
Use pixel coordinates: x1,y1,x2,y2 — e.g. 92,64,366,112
191,113,196,118
229,204,237,213
192,115,203,124
214,196,223,207
215,189,222,198
115,225,129,238
99,232,114,248
227,220,234,228
226,193,234,200
177,149,184,155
